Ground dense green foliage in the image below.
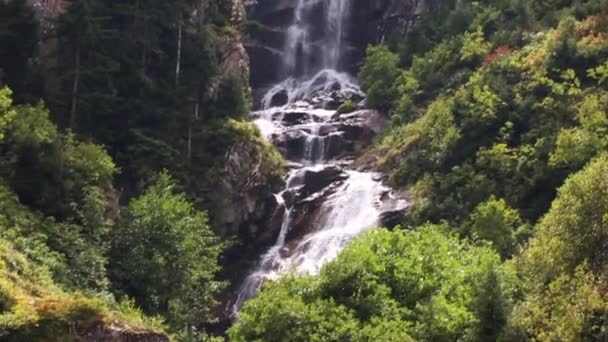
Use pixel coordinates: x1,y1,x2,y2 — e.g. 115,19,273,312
47,0,272,209
0,87,169,339
229,225,512,341
110,172,224,330
0,238,165,341
0,0,282,339
507,155,608,341
366,0,608,228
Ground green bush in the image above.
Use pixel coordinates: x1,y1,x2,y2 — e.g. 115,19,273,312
110,172,224,330
359,46,400,110
337,100,357,114
230,225,512,341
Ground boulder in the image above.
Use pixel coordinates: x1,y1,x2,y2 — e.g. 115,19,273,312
338,109,387,134
286,178,345,244
281,111,310,126
269,90,289,107
274,129,308,160
377,189,411,228
300,166,348,197
324,132,352,160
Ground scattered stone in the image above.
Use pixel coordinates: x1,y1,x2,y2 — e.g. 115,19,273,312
269,90,289,107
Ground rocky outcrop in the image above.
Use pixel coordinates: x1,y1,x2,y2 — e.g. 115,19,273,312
210,33,252,99
28,0,68,19
245,0,427,89
268,108,387,161
211,2,286,250
80,323,169,342
215,140,284,244
209,136,285,332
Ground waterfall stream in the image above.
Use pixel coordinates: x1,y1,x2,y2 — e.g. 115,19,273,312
232,0,408,315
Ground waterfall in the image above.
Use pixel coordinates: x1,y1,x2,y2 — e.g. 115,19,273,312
283,171,383,274
232,193,292,312
261,0,360,109
283,0,352,77
232,0,409,315
324,0,351,69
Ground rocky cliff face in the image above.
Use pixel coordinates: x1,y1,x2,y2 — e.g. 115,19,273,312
79,323,169,342
215,139,284,243
28,0,68,18
245,0,426,91
210,2,286,246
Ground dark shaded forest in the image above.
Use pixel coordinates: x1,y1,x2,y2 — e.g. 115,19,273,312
0,0,278,340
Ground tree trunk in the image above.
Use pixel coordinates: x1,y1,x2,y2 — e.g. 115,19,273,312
69,41,81,129
187,103,199,160
176,20,182,86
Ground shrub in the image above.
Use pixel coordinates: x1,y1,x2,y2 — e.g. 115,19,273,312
359,46,400,110
337,100,357,114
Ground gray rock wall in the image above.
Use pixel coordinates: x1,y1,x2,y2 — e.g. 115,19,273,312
245,0,427,90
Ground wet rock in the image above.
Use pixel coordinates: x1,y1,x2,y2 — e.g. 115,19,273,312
324,133,351,160
287,161,305,169
270,90,289,107
339,109,387,133
377,189,411,228
274,129,308,160
281,189,296,208
287,181,344,243
281,111,310,126
257,200,286,244
318,124,337,136
325,98,344,110
300,166,348,197
380,209,407,228
372,174,385,182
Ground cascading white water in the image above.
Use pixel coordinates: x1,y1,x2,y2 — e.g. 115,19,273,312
280,170,384,274
324,0,351,69
233,103,408,314
261,69,361,110
283,0,352,77
261,0,362,109
232,193,292,312
232,0,409,315
283,0,310,77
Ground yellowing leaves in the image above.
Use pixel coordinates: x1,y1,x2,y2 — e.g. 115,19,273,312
0,87,16,141
575,14,608,54
460,27,491,63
